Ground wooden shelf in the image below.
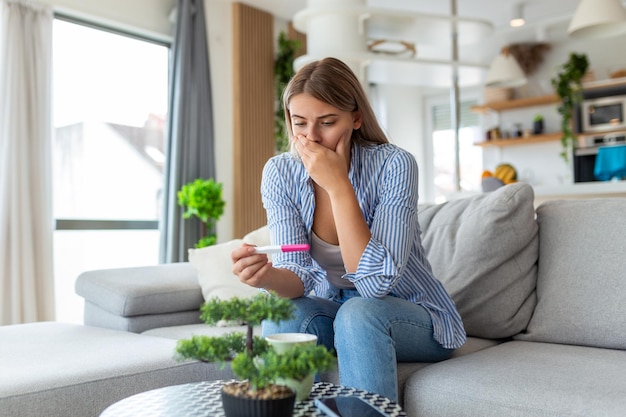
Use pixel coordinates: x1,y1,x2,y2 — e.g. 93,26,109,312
582,76,626,91
471,94,559,114
474,132,562,147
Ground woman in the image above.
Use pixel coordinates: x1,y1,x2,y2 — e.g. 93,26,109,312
231,57,466,402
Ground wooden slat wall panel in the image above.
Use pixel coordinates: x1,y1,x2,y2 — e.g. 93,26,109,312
232,3,274,237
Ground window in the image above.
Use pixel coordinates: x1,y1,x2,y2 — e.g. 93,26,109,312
430,99,482,203
52,18,169,323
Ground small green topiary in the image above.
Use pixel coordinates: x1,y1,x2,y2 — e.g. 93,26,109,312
177,178,225,248
175,293,336,395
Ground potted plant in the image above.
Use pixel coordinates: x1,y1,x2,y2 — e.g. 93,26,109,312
175,293,336,417
533,114,544,135
177,178,226,248
551,52,589,162
274,31,301,153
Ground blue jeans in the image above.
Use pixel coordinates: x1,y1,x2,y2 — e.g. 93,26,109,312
261,287,453,402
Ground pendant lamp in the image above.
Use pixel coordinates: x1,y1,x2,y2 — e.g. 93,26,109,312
568,0,626,39
485,47,527,88
510,3,525,28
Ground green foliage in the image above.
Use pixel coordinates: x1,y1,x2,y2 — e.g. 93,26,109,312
274,31,300,153
200,293,295,328
230,344,336,390
176,333,269,364
175,292,336,393
551,52,589,162
262,344,336,382
177,178,225,248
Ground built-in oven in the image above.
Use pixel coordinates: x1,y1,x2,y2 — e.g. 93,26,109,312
573,131,626,182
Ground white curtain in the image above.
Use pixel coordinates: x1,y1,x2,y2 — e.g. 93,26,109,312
0,0,55,324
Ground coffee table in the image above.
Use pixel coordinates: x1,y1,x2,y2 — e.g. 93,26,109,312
99,379,407,417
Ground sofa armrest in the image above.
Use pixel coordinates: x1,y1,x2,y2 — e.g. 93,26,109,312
75,262,204,333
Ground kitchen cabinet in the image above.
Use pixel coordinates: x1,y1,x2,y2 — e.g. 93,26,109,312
471,94,561,147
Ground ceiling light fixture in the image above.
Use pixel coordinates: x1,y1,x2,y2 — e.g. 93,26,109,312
510,3,525,28
568,0,626,38
485,47,527,88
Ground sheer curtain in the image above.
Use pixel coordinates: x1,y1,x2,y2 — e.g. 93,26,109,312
0,0,55,324
159,0,215,263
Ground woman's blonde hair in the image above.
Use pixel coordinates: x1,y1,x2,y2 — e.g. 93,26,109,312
282,57,389,147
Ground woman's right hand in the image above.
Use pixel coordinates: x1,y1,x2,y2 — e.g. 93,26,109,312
230,243,273,289
231,243,307,298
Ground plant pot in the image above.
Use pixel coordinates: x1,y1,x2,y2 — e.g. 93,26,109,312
533,119,544,135
221,384,296,417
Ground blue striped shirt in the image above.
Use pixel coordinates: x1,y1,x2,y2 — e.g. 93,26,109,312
261,143,466,349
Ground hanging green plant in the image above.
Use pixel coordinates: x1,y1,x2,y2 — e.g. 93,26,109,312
177,178,225,248
551,52,589,162
274,31,301,153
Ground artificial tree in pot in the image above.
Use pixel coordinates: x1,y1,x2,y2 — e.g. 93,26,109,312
175,292,336,417
177,177,225,248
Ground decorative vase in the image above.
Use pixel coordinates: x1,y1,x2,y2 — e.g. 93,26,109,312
221,385,296,417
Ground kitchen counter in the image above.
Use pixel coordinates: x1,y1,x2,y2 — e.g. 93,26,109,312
534,181,626,203
444,181,626,205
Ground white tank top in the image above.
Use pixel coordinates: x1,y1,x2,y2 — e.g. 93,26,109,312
310,231,355,289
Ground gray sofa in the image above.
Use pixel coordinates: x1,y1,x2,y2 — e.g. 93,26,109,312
2,182,625,417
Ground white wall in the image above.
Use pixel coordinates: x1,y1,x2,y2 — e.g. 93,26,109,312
206,0,235,241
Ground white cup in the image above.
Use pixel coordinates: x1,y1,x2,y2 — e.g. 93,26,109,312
264,333,319,401
265,333,317,354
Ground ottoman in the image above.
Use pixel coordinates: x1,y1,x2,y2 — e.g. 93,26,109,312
0,322,233,417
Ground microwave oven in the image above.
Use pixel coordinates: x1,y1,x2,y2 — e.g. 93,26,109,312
581,95,626,133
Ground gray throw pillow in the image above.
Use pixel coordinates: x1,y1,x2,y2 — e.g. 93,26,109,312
418,182,538,339
514,199,626,349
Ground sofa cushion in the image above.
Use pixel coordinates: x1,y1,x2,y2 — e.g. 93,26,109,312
190,226,271,302
418,182,538,339
404,340,626,417
515,198,626,349
83,300,203,333
0,322,233,417
141,323,261,339
75,262,203,317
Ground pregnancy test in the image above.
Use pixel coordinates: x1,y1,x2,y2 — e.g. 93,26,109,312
253,244,310,254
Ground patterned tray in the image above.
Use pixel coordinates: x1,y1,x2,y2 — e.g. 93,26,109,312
100,380,407,417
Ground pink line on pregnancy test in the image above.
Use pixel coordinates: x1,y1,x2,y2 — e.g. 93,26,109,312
253,244,310,254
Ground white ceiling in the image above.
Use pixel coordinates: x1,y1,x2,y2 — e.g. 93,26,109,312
225,0,617,87
242,0,585,43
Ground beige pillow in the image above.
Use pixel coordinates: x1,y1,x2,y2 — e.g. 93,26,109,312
243,225,270,246
189,240,258,301
418,183,539,339
189,226,271,302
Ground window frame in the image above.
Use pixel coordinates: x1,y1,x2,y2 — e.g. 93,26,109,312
424,89,482,202
52,13,171,233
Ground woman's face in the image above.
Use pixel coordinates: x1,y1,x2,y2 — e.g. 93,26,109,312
288,93,361,152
